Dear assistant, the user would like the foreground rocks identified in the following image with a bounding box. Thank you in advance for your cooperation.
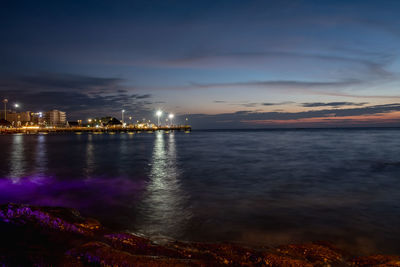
[0,203,399,266]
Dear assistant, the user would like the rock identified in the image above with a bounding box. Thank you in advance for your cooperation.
[351,255,400,266]
[275,242,346,265]
[0,203,399,266]
[66,241,204,267]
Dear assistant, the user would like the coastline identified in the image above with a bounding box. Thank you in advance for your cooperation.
[0,203,399,266]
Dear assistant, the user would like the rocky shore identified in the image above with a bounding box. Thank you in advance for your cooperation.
[0,203,399,266]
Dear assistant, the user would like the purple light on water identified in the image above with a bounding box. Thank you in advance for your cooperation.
[0,176,146,211]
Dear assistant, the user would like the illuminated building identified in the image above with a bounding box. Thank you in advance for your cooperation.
[44,110,67,127]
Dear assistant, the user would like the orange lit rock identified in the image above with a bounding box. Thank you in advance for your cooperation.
[0,203,399,266]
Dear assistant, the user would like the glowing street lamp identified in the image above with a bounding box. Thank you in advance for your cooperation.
[156,110,162,126]
[2,99,8,120]
[168,113,174,126]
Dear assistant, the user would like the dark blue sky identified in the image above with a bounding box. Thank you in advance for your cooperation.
[1,0,400,128]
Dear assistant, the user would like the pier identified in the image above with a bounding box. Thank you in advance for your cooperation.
[0,125,191,134]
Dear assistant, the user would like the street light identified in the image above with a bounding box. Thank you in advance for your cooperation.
[156,110,162,126]
[168,113,174,126]
[2,99,8,120]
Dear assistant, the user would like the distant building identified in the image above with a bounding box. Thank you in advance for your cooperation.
[4,111,32,127]
[30,112,44,125]
[44,110,67,127]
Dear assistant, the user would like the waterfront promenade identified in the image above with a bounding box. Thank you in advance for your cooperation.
[0,125,191,134]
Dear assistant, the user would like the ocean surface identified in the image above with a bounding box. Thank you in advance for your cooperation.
[1,128,400,255]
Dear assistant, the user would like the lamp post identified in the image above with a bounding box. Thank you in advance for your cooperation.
[168,113,174,126]
[3,99,8,120]
[156,110,162,126]
[14,104,20,127]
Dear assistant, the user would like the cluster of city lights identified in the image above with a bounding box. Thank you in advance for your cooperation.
[3,99,188,129]
[85,109,181,128]
[155,110,174,126]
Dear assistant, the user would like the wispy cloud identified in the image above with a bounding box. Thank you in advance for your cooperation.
[213,101,295,108]
[301,102,368,108]
[190,79,361,90]
[184,103,400,128]
[0,73,127,94]
[0,73,153,119]
[262,101,295,106]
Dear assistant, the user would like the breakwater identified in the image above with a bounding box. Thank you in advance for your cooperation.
[0,125,191,134]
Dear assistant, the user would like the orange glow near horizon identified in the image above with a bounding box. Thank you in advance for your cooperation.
[241,111,400,126]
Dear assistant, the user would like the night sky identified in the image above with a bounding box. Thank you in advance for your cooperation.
[1,0,400,128]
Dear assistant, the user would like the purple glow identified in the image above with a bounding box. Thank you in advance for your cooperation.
[0,203,85,234]
[0,176,145,211]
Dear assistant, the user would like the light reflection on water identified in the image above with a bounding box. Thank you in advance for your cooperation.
[136,131,191,240]
[0,129,400,254]
[9,135,25,183]
[33,135,47,182]
[85,134,94,178]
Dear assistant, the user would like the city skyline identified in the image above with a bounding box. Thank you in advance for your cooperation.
[1,0,400,128]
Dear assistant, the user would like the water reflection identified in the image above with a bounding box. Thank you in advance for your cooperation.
[85,134,94,178]
[136,131,191,239]
[32,135,47,182]
[8,135,25,183]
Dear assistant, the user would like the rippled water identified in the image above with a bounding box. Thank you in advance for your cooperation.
[1,129,400,254]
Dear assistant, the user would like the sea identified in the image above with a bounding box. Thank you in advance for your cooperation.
[1,128,400,255]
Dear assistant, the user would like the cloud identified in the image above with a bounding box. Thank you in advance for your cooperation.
[164,50,395,81]
[229,102,259,108]
[301,102,368,108]
[191,79,360,89]
[0,73,126,94]
[214,101,294,108]
[187,79,400,100]
[135,94,152,99]
[183,103,400,129]
[262,101,295,106]
[0,73,153,119]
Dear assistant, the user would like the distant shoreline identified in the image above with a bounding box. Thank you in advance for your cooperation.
[0,125,192,135]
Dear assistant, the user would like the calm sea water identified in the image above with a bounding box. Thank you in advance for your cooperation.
[1,129,400,254]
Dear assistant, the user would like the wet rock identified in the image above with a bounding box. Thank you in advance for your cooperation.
[262,254,313,267]
[276,242,346,265]
[0,203,101,235]
[351,255,400,266]
[66,241,205,267]
[104,232,185,259]
[0,203,399,266]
